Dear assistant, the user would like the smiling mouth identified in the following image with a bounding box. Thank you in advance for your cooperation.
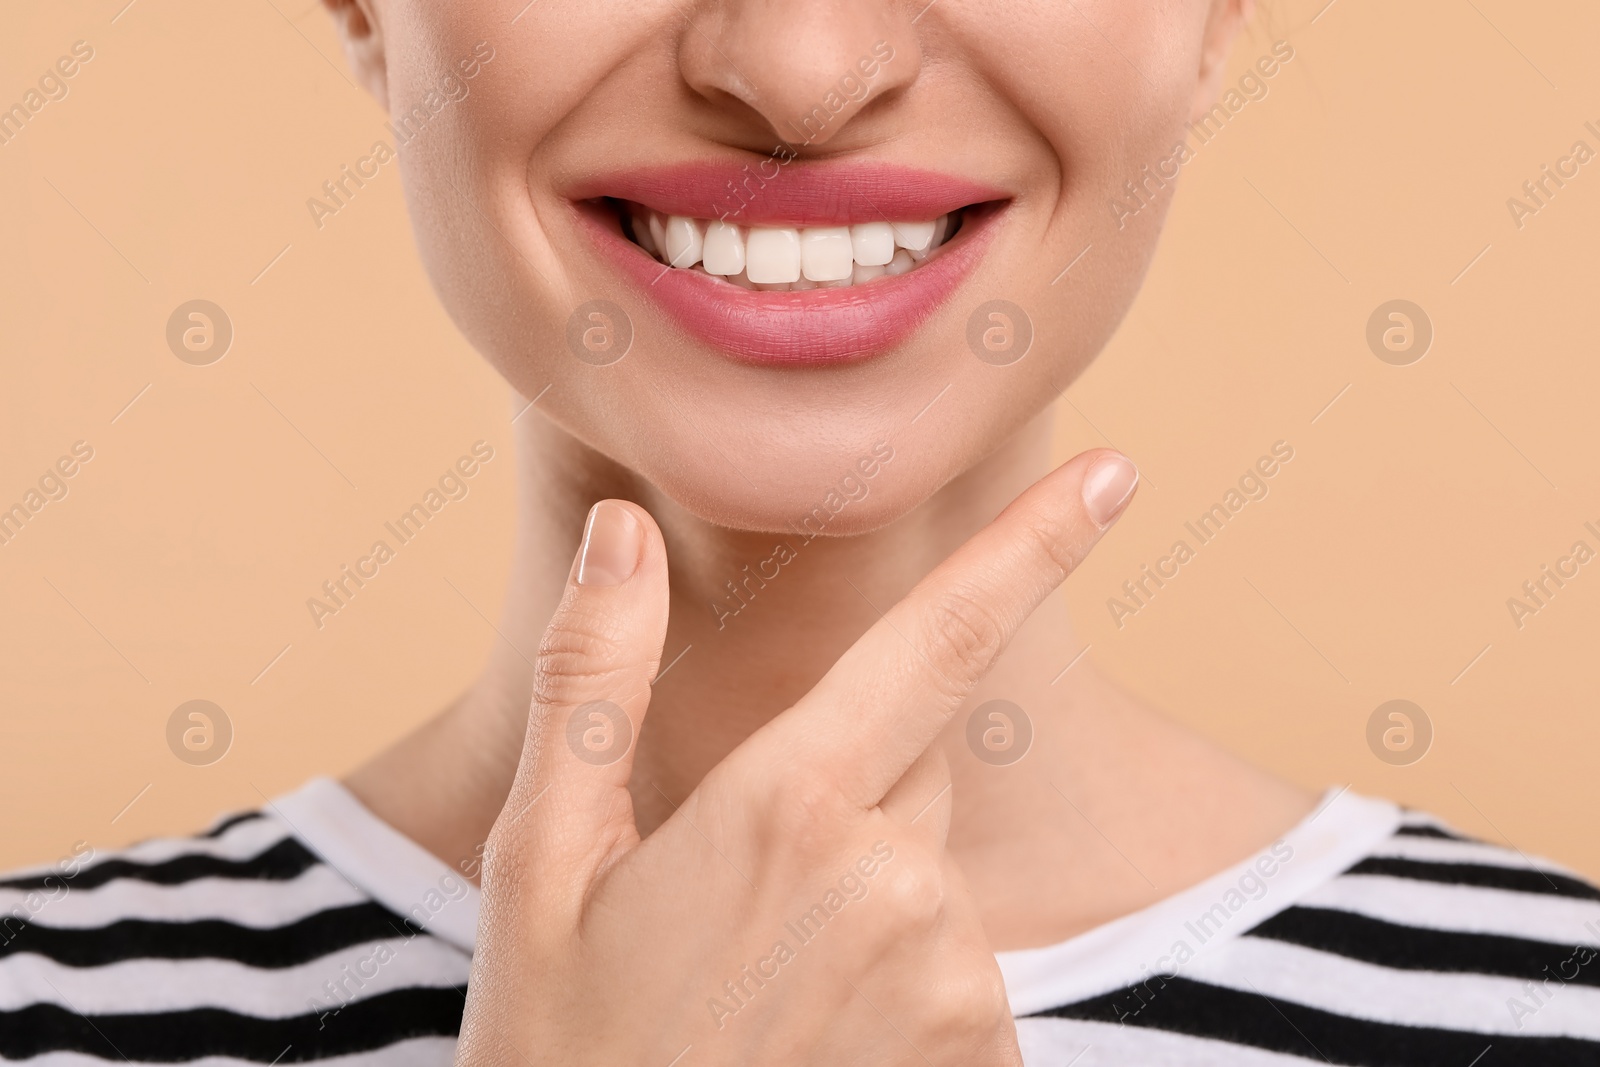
[611,200,968,291]
[569,163,1008,365]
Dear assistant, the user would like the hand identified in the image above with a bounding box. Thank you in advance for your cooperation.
[455,450,1139,1066]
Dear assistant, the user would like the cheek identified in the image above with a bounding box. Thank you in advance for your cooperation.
[946,1,1205,347]
[388,6,653,398]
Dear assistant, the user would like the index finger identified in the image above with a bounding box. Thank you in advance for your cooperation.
[770,449,1137,806]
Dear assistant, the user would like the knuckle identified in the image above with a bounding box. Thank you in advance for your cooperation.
[874,855,945,931]
[1016,506,1077,584]
[531,607,635,706]
[927,964,1013,1046]
[921,588,1007,689]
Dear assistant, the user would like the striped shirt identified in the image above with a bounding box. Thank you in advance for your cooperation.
[2,779,1596,1065]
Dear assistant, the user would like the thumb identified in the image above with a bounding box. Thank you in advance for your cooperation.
[491,499,668,913]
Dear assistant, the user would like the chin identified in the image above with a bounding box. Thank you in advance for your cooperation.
[634,436,960,538]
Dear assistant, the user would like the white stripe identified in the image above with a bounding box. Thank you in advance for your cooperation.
[1398,809,1456,826]
[1368,834,1580,876]
[1186,935,1600,1038]
[998,789,1400,1016]
[1016,1016,1315,1066]
[1,818,289,885]
[20,1035,457,1067]
[1303,874,1600,946]
[270,780,480,954]
[111,816,291,865]
[0,865,368,929]
[0,936,470,1016]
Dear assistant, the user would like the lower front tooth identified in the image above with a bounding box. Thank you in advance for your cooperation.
[852,262,886,284]
[885,249,916,276]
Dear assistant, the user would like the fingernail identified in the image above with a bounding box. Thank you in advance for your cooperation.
[576,501,642,586]
[1082,454,1139,529]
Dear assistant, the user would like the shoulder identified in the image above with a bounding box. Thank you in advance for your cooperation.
[1020,806,1600,1066]
[0,808,469,1064]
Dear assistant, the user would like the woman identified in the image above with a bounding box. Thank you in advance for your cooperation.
[3,0,1597,1063]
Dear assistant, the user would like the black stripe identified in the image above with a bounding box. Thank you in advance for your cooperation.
[1345,857,1600,901]
[1030,975,1600,1065]
[199,811,264,839]
[1249,906,1600,987]
[0,984,466,1062]
[1393,824,1469,841]
[0,837,316,892]
[1,902,423,969]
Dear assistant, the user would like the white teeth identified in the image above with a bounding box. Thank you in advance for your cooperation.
[631,211,658,256]
[891,220,935,254]
[647,214,667,259]
[631,208,958,288]
[702,220,745,276]
[801,226,853,282]
[850,222,895,266]
[664,215,704,269]
[745,227,802,284]
[910,216,950,262]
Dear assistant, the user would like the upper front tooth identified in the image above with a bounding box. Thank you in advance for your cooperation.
[641,211,949,282]
[702,220,745,276]
[665,216,705,268]
[850,222,895,267]
[647,214,668,260]
[891,220,936,253]
[631,211,658,256]
[911,215,952,262]
[745,227,801,284]
[801,227,853,282]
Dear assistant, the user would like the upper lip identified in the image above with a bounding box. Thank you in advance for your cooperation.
[569,160,1009,227]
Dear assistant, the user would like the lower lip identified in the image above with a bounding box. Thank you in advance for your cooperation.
[573,203,1001,367]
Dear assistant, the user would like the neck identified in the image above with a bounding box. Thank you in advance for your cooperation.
[349,399,1315,950]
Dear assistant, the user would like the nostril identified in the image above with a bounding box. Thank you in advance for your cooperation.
[675,5,920,149]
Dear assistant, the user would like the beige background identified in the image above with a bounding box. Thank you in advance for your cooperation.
[3,0,1596,879]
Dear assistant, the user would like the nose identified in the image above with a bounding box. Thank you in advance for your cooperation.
[677,0,921,148]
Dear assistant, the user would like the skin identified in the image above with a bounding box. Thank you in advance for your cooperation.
[321,0,1317,1059]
